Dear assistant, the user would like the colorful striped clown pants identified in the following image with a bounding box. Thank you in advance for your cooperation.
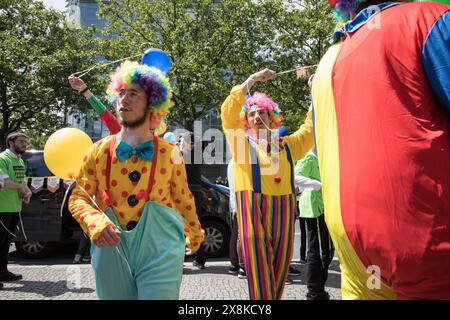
[236,190,296,300]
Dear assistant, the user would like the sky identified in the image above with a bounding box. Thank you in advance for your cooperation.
[41,0,67,12]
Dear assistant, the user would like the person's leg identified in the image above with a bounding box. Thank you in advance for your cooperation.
[134,202,186,300]
[90,243,138,300]
[236,224,246,278]
[236,191,275,300]
[299,217,307,263]
[305,217,327,300]
[193,241,206,267]
[0,215,12,273]
[271,195,296,299]
[229,212,239,269]
[318,214,332,287]
[87,206,137,299]
[0,214,20,278]
[74,233,90,263]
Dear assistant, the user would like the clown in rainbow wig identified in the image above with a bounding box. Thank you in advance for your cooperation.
[312,0,450,299]
[221,68,314,300]
[68,61,204,300]
[68,63,174,136]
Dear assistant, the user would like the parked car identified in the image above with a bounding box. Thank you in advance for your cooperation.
[15,150,231,259]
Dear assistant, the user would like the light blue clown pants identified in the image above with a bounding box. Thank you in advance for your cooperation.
[90,201,185,300]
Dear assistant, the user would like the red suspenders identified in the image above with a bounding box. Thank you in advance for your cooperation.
[101,135,159,208]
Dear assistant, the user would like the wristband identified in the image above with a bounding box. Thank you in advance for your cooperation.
[80,87,89,94]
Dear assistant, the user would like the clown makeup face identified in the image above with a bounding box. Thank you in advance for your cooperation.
[247,105,270,131]
[116,83,150,128]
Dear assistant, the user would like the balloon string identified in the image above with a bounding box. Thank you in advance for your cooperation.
[275,64,318,76]
[18,212,27,241]
[72,53,142,78]
[60,182,73,218]
[0,218,16,238]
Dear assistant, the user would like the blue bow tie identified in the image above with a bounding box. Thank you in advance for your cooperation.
[115,140,154,163]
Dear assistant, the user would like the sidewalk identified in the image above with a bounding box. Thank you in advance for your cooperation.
[0,258,341,300]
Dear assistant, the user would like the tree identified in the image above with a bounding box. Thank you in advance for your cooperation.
[0,0,99,150]
[95,0,334,132]
[251,0,335,133]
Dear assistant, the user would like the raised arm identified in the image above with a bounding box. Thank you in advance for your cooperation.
[68,75,121,134]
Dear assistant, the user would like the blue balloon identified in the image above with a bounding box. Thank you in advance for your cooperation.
[278,126,289,137]
[141,48,171,74]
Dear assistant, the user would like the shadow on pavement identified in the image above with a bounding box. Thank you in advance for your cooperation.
[0,280,94,297]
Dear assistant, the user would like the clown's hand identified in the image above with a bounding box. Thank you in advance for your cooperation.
[185,247,194,256]
[68,74,87,92]
[94,224,121,248]
[251,68,277,82]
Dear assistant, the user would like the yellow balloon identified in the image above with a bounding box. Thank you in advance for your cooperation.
[44,128,93,180]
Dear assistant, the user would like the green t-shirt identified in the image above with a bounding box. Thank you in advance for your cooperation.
[0,149,26,213]
[295,152,324,218]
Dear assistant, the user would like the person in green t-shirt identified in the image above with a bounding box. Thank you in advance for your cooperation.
[0,132,31,284]
[295,146,334,300]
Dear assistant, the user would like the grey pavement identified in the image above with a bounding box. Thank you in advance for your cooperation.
[1,219,342,300]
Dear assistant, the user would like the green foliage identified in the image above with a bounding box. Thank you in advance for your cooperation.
[0,0,336,151]
[0,0,99,150]
[95,0,335,132]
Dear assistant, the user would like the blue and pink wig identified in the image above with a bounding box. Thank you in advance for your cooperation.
[240,92,283,129]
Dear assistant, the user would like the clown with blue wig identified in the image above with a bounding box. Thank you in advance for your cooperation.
[68,61,204,300]
[312,0,450,299]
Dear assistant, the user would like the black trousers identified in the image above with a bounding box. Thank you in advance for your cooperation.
[0,213,20,273]
[305,214,334,299]
[194,241,207,265]
[299,217,307,262]
[75,233,91,257]
[229,212,244,269]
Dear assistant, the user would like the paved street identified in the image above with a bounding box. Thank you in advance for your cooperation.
[1,220,342,300]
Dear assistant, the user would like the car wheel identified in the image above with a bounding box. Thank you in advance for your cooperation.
[15,241,56,259]
[202,220,230,258]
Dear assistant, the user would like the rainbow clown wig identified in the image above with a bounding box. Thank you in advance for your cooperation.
[240,92,283,129]
[106,60,173,130]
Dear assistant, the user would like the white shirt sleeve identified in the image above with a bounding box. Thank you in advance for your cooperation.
[295,175,321,192]
[0,174,9,189]
[227,161,236,213]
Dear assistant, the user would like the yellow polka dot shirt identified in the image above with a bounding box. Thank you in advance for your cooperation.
[68,135,205,252]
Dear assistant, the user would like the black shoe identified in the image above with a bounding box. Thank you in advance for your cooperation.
[238,268,246,279]
[288,266,301,276]
[0,271,23,282]
[306,291,330,300]
[82,256,91,263]
[192,260,205,270]
[228,265,239,274]
[0,282,3,289]
[285,277,294,285]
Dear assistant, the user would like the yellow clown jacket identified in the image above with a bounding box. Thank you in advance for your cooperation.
[221,86,314,194]
[68,136,204,252]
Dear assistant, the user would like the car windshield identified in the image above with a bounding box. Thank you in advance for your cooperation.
[22,152,53,177]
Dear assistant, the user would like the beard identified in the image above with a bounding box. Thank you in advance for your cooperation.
[119,106,150,129]
[15,147,26,155]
